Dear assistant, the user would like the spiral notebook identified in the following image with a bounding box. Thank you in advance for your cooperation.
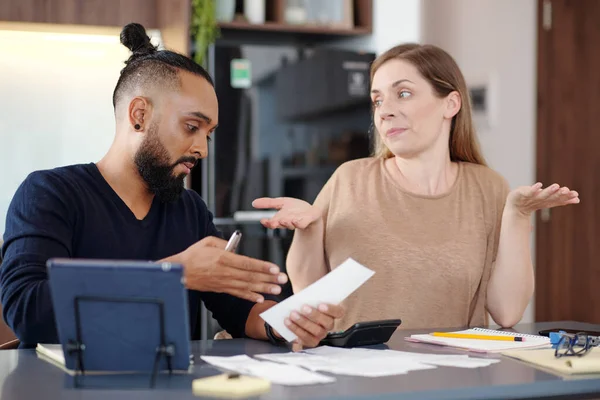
[406,328,551,353]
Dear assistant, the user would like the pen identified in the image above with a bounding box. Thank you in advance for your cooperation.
[431,332,525,342]
[225,230,242,253]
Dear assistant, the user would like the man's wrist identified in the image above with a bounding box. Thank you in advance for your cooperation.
[264,321,286,345]
[246,300,277,339]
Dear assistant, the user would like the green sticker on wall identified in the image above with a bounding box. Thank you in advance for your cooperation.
[231,59,251,88]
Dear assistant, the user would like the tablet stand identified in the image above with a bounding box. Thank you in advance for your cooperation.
[65,295,176,388]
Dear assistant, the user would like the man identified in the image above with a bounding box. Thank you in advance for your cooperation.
[0,23,342,349]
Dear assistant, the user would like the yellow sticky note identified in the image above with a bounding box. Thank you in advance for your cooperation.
[192,373,271,398]
[502,348,600,375]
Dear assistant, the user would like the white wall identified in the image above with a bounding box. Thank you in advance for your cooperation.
[328,0,422,54]
[0,24,161,238]
[421,0,538,324]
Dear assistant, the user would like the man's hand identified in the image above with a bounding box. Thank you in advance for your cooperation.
[282,303,345,349]
[179,236,288,303]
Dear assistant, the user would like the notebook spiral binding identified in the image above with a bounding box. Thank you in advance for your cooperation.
[471,328,547,340]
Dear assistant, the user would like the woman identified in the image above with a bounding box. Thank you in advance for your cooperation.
[253,44,579,331]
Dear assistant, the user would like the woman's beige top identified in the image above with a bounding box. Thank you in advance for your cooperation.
[312,157,509,331]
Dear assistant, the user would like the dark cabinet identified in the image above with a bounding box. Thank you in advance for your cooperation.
[275,50,374,120]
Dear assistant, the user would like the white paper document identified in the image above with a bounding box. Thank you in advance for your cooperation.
[307,346,501,368]
[201,347,500,385]
[260,258,375,342]
[256,352,434,377]
[200,355,335,386]
[254,346,500,377]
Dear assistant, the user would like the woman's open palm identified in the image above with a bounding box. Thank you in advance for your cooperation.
[506,182,580,217]
[252,197,322,230]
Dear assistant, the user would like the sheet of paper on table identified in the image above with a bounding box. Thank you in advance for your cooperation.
[200,355,336,386]
[254,346,500,377]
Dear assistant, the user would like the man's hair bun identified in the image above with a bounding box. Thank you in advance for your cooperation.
[120,22,157,57]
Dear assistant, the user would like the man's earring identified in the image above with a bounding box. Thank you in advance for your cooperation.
[134,124,141,130]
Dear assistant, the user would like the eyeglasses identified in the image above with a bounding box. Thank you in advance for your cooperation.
[554,332,599,358]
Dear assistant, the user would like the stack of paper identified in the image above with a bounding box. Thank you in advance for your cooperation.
[254,346,500,377]
[200,355,335,386]
[36,344,66,366]
[202,348,499,383]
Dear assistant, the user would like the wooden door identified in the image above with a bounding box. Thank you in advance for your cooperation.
[535,0,600,323]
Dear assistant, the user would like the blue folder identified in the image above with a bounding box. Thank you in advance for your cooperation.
[46,258,192,373]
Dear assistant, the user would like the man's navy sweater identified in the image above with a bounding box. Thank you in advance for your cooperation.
[0,163,254,348]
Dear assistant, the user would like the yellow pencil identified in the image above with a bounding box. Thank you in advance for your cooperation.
[431,332,525,342]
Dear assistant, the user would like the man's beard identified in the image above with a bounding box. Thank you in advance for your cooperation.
[133,123,197,203]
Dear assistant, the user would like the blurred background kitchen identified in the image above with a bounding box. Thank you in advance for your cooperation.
[1,0,598,340]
